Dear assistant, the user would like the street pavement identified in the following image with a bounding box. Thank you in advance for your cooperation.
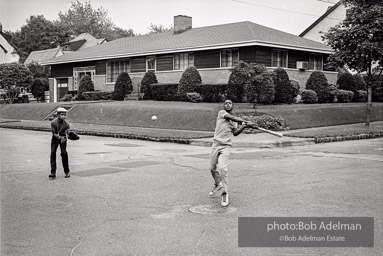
[1,128,382,256]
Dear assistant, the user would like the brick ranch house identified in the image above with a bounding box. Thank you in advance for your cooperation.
[42,15,337,102]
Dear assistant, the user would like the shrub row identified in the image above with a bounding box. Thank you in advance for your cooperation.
[83,91,112,101]
[241,115,285,131]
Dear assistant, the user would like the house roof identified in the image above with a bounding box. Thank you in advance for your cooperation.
[24,48,62,65]
[43,21,332,65]
[299,1,342,37]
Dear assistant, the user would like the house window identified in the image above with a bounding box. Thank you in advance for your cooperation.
[174,53,194,70]
[107,59,131,83]
[73,67,95,90]
[146,56,156,71]
[272,50,288,68]
[221,49,239,67]
[309,54,323,70]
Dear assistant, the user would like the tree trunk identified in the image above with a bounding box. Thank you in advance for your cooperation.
[365,85,372,127]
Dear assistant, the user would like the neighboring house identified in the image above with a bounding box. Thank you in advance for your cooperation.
[24,47,63,65]
[0,23,20,64]
[300,1,346,42]
[43,15,337,103]
[61,33,106,52]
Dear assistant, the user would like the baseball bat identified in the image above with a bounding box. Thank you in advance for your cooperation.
[256,127,283,137]
[245,122,283,137]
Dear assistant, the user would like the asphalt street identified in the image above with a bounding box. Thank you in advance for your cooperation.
[1,128,382,256]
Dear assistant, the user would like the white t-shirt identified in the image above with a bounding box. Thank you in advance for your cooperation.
[213,110,236,146]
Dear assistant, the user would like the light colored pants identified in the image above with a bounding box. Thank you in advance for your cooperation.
[209,143,231,193]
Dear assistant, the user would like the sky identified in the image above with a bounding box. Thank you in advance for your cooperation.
[0,0,341,36]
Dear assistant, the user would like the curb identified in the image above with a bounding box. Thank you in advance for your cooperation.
[190,139,315,148]
[314,132,383,143]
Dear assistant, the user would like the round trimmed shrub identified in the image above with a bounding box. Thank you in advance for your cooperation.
[357,90,367,102]
[301,89,318,103]
[31,78,49,102]
[227,61,253,102]
[337,90,354,103]
[273,67,293,103]
[111,72,133,101]
[78,75,94,100]
[337,72,357,101]
[253,72,275,104]
[305,71,331,102]
[178,66,202,101]
[140,70,158,100]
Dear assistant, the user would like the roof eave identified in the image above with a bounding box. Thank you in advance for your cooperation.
[42,40,332,66]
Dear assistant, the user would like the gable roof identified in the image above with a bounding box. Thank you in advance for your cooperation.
[43,21,332,65]
[24,48,63,65]
[299,1,342,37]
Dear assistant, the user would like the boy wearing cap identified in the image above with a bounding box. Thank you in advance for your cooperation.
[209,99,253,207]
[49,107,71,179]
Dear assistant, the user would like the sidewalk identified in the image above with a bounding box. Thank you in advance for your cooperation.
[1,119,383,148]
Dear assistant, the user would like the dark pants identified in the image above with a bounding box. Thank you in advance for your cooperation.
[50,137,70,175]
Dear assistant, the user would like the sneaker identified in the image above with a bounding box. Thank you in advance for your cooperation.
[65,173,70,178]
[49,174,56,179]
[221,192,229,207]
[209,182,223,196]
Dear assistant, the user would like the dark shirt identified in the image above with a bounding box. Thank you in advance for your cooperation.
[51,118,70,137]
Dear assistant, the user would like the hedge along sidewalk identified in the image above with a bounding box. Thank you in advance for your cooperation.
[0,119,214,144]
[283,121,383,143]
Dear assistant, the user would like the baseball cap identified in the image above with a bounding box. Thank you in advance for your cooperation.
[56,107,68,114]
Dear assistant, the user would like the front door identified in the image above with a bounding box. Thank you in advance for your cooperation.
[73,67,95,90]
[57,78,69,100]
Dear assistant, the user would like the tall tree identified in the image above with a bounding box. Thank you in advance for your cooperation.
[7,15,68,62]
[147,23,173,34]
[58,0,134,40]
[323,0,383,126]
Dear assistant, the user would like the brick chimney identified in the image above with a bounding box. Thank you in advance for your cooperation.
[174,15,192,34]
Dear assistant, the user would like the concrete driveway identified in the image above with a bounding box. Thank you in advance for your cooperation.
[1,128,382,256]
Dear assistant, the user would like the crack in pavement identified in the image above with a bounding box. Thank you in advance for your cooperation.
[195,215,208,247]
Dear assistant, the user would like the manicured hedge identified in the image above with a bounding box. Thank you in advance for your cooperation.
[195,83,226,102]
[301,89,318,103]
[83,91,112,101]
[151,83,179,101]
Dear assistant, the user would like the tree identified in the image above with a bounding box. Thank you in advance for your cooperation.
[26,61,50,79]
[228,61,254,103]
[147,23,173,34]
[58,1,135,41]
[0,63,33,103]
[111,72,132,101]
[323,0,383,126]
[7,16,68,62]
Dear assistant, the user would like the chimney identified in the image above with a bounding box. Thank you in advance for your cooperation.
[174,15,192,34]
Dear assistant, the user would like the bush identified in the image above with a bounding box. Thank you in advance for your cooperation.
[151,83,179,101]
[290,80,300,102]
[253,72,275,104]
[357,90,367,102]
[273,67,293,103]
[111,72,132,101]
[140,70,158,100]
[327,84,339,103]
[227,61,253,102]
[353,74,366,90]
[301,89,318,103]
[305,71,331,102]
[82,91,112,101]
[337,72,357,101]
[26,61,50,79]
[195,83,226,102]
[186,92,202,103]
[337,90,354,103]
[241,115,285,131]
[78,75,94,100]
[31,78,49,101]
[60,94,74,102]
[178,66,202,101]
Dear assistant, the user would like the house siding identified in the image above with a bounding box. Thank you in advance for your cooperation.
[255,46,272,66]
[194,50,220,69]
[239,46,257,63]
[131,57,146,73]
[157,55,174,71]
[50,61,106,77]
